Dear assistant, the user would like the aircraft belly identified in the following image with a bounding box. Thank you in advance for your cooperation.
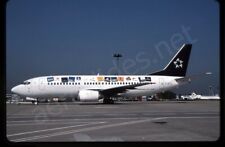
[32,86,79,98]
[121,89,153,97]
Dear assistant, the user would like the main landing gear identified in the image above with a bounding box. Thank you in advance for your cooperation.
[103,98,114,104]
[32,100,38,105]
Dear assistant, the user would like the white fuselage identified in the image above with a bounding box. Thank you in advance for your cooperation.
[11,75,181,100]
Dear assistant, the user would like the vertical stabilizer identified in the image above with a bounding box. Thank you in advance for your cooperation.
[150,44,192,77]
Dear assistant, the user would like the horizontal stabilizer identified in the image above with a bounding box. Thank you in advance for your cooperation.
[175,72,212,84]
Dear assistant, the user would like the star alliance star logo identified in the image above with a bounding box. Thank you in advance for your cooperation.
[173,58,183,68]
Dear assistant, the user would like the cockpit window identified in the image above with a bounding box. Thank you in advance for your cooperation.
[23,81,30,85]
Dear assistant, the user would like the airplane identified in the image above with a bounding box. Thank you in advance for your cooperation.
[198,94,220,100]
[10,44,209,104]
[180,92,201,100]
[180,92,220,100]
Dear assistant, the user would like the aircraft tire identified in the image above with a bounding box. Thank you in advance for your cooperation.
[103,98,114,104]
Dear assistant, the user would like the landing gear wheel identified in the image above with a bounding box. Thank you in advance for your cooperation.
[109,99,114,104]
[103,99,114,104]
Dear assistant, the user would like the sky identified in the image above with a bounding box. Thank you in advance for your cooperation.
[6,0,220,95]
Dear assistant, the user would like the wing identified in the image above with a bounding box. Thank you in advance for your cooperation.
[98,82,152,97]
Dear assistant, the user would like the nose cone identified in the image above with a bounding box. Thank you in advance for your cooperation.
[11,86,19,94]
[11,85,24,95]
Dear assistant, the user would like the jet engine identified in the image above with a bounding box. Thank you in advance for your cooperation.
[78,90,100,101]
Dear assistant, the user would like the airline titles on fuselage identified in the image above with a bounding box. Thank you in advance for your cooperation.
[46,76,153,86]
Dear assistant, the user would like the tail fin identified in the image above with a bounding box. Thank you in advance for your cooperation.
[150,44,192,77]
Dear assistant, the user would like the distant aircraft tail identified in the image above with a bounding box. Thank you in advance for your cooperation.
[150,44,192,77]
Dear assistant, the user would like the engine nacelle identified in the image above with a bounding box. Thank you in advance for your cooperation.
[26,97,37,101]
[78,90,100,102]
